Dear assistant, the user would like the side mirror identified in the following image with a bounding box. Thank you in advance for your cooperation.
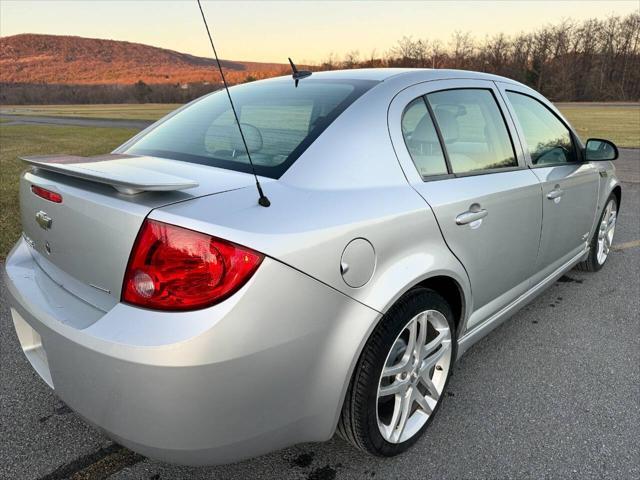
[585,138,618,161]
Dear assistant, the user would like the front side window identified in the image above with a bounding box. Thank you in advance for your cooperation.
[506,91,577,165]
[401,97,448,177]
[426,89,517,174]
[125,79,377,178]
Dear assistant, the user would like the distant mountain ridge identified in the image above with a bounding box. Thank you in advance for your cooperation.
[0,33,287,85]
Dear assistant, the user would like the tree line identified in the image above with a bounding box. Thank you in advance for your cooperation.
[0,81,223,105]
[317,13,640,102]
[1,13,638,104]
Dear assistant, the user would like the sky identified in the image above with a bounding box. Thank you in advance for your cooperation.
[1,1,639,64]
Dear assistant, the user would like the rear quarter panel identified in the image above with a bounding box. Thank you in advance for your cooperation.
[150,177,470,318]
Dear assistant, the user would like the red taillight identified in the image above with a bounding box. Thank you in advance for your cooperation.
[31,185,62,203]
[122,219,263,311]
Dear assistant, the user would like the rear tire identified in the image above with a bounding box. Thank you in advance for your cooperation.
[576,194,618,272]
[337,288,455,456]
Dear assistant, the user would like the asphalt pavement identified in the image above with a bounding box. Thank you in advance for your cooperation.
[1,150,638,480]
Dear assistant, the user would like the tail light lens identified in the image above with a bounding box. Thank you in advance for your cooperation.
[122,219,263,311]
[31,185,63,203]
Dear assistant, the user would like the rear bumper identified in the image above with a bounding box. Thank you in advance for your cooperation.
[3,238,379,465]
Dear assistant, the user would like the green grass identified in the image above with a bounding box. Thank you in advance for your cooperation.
[0,104,180,121]
[0,124,138,260]
[556,104,639,148]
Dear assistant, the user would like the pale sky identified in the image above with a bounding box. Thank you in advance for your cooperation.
[1,1,638,64]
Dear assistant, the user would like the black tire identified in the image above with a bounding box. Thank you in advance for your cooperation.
[337,287,456,456]
[576,194,618,272]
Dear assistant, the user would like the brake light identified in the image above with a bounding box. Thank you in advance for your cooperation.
[122,219,263,311]
[31,185,62,203]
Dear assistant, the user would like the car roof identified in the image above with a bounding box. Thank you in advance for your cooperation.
[288,68,521,84]
[263,68,528,93]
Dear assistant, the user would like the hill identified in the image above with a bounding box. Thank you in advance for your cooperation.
[0,34,287,85]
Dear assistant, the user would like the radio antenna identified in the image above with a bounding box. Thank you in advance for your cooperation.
[196,0,270,207]
[288,58,312,87]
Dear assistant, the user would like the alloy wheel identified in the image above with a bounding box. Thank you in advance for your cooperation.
[376,310,452,444]
[597,199,617,265]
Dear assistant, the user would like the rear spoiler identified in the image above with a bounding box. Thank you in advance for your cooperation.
[21,154,199,195]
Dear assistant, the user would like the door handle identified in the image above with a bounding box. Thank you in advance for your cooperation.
[547,187,564,200]
[456,206,488,226]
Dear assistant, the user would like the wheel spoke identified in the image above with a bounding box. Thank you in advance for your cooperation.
[419,341,451,376]
[406,320,417,357]
[414,391,437,415]
[383,358,410,378]
[392,387,414,442]
[379,378,409,397]
[420,375,440,398]
[380,395,402,440]
[382,321,417,378]
[422,327,450,359]
[414,313,428,363]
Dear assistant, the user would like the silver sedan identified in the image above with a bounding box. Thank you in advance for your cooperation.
[4,68,621,465]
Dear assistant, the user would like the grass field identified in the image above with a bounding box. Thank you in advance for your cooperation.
[557,104,639,149]
[0,125,138,260]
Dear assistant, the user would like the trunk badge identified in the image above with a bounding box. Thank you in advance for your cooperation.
[35,211,52,230]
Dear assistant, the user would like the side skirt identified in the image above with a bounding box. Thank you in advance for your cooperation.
[456,245,589,359]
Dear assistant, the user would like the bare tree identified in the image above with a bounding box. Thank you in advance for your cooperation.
[450,31,475,69]
[342,50,360,69]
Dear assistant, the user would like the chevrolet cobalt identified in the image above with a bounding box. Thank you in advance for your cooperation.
[4,69,621,465]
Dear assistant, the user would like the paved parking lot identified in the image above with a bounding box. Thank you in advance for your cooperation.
[1,151,638,480]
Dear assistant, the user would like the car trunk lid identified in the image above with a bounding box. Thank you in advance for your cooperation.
[19,154,262,313]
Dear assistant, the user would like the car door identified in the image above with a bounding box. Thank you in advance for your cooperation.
[497,83,600,280]
[389,79,543,331]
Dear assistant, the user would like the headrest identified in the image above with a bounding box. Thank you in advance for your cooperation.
[225,123,263,154]
[412,115,440,143]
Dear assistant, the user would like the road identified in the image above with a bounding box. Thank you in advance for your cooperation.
[0,114,152,130]
[1,150,638,480]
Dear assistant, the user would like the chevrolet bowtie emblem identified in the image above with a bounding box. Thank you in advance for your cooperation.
[35,210,52,230]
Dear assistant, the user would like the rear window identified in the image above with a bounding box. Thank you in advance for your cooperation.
[426,89,517,174]
[124,79,377,178]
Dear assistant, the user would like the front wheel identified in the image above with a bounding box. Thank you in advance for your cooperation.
[337,288,455,456]
[577,194,618,272]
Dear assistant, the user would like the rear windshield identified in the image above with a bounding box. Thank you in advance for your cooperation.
[124,78,377,178]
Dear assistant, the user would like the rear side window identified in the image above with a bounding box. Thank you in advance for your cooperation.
[426,89,517,174]
[401,98,448,177]
[506,91,577,165]
[125,79,377,179]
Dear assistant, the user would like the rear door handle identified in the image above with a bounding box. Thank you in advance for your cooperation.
[456,206,488,226]
[547,188,564,200]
